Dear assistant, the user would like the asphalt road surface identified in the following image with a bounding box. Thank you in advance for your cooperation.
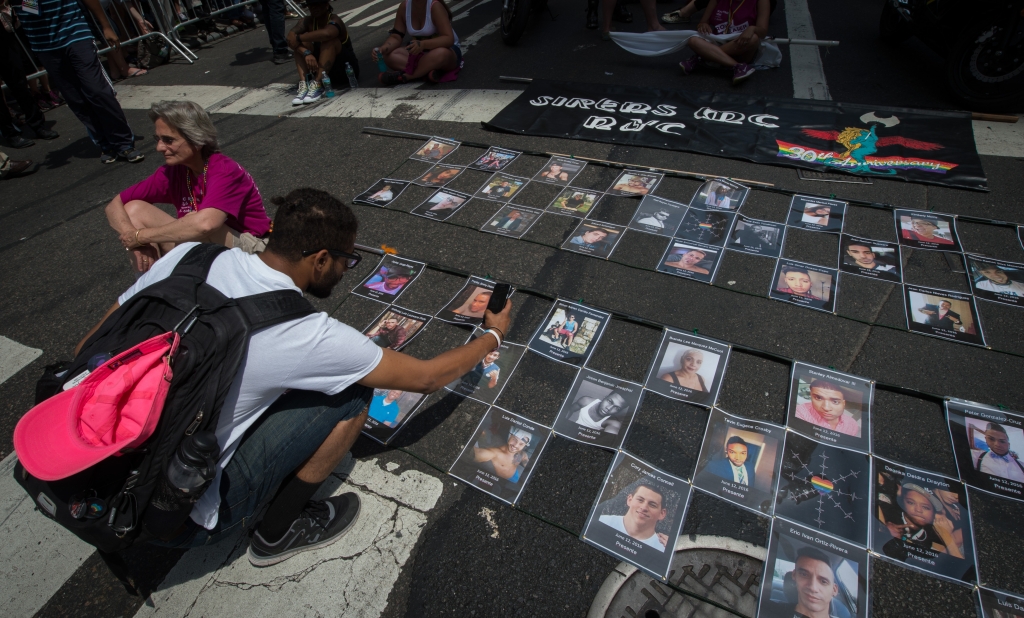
[2,0,1023,616]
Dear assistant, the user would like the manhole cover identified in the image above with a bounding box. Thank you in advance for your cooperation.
[588,535,765,618]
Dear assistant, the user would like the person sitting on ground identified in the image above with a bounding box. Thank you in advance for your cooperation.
[679,0,770,84]
[77,187,514,567]
[599,0,665,41]
[373,0,461,86]
[286,0,359,105]
[105,100,272,273]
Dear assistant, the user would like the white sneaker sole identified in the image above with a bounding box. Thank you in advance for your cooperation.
[246,497,361,568]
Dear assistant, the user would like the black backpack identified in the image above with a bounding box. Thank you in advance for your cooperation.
[14,244,314,562]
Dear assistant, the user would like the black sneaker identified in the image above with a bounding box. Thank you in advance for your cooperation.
[272,51,292,64]
[100,151,118,164]
[248,493,361,567]
[7,135,34,148]
[118,148,145,163]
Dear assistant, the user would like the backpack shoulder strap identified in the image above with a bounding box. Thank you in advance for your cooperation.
[237,290,316,331]
[170,244,230,281]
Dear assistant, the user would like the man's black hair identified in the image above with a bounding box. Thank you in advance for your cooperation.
[726,436,748,448]
[987,422,1009,435]
[795,547,836,577]
[629,479,665,506]
[781,265,811,277]
[265,189,358,261]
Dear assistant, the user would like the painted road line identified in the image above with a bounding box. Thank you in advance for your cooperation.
[306,87,520,121]
[453,0,492,21]
[341,0,387,21]
[0,335,41,387]
[135,458,443,618]
[785,0,830,100]
[973,116,1024,157]
[113,84,247,109]
[350,3,399,27]
[0,452,95,616]
[459,16,500,48]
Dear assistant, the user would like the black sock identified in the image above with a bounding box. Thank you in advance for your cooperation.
[257,474,321,543]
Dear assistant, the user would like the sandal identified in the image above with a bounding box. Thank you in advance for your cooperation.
[378,71,408,86]
[126,67,148,78]
[661,8,688,23]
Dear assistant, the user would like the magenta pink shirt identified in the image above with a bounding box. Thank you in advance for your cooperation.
[795,402,860,436]
[120,153,271,236]
[708,0,758,34]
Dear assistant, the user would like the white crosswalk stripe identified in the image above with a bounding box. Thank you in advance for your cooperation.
[0,336,41,387]
[350,4,400,27]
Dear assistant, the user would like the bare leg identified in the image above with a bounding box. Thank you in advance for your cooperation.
[601,0,615,33]
[316,39,341,81]
[294,408,368,483]
[638,0,665,31]
[292,49,309,80]
[123,200,234,269]
[384,46,410,72]
[405,47,455,79]
[676,0,698,18]
[688,36,737,67]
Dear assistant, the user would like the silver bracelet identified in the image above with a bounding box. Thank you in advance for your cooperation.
[483,328,502,348]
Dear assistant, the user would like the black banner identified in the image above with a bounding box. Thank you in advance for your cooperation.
[484,80,987,191]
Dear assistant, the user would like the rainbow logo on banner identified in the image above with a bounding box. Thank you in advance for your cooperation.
[698,222,713,229]
[776,140,958,176]
[811,476,834,494]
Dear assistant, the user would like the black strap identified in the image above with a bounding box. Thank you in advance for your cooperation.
[170,244,229,281]
[237,290,316,331]
[98,550,148,597]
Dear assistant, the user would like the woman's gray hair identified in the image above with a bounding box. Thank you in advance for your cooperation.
[149,100,219,156]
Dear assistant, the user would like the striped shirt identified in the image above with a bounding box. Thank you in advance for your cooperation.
[15,0,95,52]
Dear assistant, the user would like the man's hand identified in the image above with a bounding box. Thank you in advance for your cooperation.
[103,26,120,50]
[657,532,669,548]
[305,54,319,71]
[696,21,712,34]
[482,299,512,339]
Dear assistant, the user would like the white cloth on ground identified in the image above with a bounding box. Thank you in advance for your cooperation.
[610,30,782,67]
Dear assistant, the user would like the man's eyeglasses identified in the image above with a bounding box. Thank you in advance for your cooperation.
[301,249,362,269]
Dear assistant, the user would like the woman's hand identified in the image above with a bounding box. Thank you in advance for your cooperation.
[932,513,964,557]
[372,45,389,60]
[406,39,424,54]
[119,227,141,250]
[736,25,757,46]
[130,245,159,273]
[136,19,153,34]
[697,21,712,34]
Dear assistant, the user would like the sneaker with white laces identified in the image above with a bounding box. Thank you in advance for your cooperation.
[303,80,324,104]
[248,493,361,567]
[291,79,309,106]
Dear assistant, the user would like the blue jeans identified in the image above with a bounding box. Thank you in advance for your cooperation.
[151,385,371,549]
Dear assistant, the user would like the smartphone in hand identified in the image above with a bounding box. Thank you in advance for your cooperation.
[487,283,512,314]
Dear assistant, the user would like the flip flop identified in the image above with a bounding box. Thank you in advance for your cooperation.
[126,67,148,78]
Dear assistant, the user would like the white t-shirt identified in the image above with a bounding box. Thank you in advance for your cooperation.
[598,514,665,550]
[118,243,383,529]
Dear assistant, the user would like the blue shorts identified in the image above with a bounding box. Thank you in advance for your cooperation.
[150,385,371,549]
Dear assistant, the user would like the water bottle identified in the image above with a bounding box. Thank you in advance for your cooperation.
[165,431,220,493]
[143,431,220,539]
[345,62,358,89]
[375,48,387,73]
[323,75,335,98]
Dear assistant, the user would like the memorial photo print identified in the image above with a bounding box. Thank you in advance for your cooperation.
[628,195,687,237]
[413,163,464,187]
[353,178,409,207]
[446,331,527,405]
[410,136,459,162]
[946,399,1024,502]
[966,255,1024,308]
[757,520,868,618]
[643,329,730,407]
[351,254,425,303]
[363,307,430,351]
[871,456,977,583]
[774,432,871,547]
[839,235,902,283]
[481,205,543,239]
[894,209,962,252]
[449,407,550,504]
[692,408,784,514]
[606,169,663,197]
[904,284,985,346]
[363,389,425,445]
[533,155,586,185]
[787,195,847,233]
[690,178,748,211]
[770,259,838,313]
[551,368,643,450]
[657,240,722,284]
[786,362,873,453]
[978,588,1024,618]
[411,189,472,221]
[728,215,785,258]
[581,451,689,581]
[529,300,610,365]
[436,276,513,326]
[562,221,625,259]
[476,173,528,202]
